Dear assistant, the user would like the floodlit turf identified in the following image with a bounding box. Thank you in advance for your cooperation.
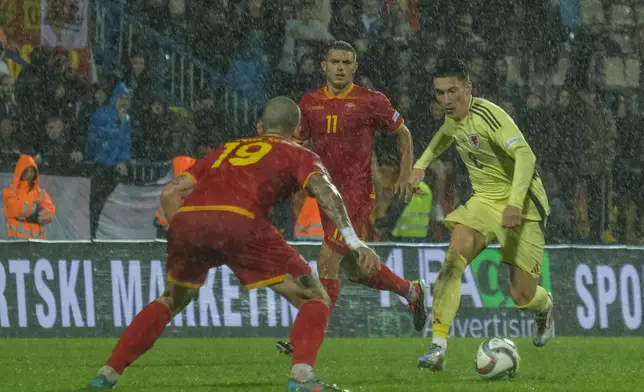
[1,337,641,392]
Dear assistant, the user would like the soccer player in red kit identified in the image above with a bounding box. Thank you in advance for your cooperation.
[89,97,380,392]
[276,41,429,357]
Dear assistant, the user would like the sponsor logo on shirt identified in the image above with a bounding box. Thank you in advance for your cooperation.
[468,133,480,149]
[505,137,522,149]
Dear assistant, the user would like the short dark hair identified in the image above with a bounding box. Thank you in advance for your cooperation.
[325,40,357,59]
[102,70,124,94]
[261,96,301,135]
[433,58,469,82]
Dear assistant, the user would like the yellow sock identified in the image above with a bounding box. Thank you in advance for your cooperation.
[431,250,468,340]
[432,323,450,339]
[516,286,551,313]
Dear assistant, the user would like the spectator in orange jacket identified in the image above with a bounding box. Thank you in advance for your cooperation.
[2,154,55,239]
[154,156,196,235]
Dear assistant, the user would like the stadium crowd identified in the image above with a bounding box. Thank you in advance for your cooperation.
[2,0,644,244]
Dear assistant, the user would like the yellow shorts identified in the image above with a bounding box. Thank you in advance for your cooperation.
[444,196,545,278]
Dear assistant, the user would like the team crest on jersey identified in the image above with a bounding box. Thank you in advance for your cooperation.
[468,133,480,149]
[345,102,356,113]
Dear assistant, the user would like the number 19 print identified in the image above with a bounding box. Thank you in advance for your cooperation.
[211,142,273,168]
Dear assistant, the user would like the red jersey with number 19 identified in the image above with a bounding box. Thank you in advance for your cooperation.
[181,135,328,220]
[297,83,405,195]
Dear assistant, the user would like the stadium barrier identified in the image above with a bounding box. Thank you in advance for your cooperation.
[0,241,642,338]
[92,0,263,123]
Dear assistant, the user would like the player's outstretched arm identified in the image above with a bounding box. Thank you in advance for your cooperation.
[394,125,415,201]
[413,125,453,171]
[305,173,381,271]
[402,125,453,202]
[160,174,195,225]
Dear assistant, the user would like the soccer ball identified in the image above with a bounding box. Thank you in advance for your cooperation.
[474,337,520,380]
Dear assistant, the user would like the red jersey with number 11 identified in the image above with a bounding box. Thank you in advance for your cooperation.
[182,135,327,219]
[297,83,404,195]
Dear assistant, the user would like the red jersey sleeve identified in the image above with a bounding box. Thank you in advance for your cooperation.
[296,96,312,143]
[297,149,328,189]
[371,92,405,134]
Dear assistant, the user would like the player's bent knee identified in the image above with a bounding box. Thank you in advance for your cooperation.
[449,224,485,260]
[157,284,199,315]
[304,295,331,308]
[302,289,331,307]
[293,273,330,302]
[449,237,475,258]
[509,269,538,307]
[270,273,330,309]
[439,249,468,281]
[156,292,174,310]
[509,281,537,307]
[509,285,533,307]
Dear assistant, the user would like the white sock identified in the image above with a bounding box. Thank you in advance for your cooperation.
[98,365,120,383]
[432,337,447,348]
[290,363,314,383]
[407,282,419,302]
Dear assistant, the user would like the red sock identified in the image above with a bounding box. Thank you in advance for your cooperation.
[319,278,340,309]
[106,301,172,374]
[368,264,411,298]
[291,300,330,367]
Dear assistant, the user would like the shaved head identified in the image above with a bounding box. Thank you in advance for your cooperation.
[261,96,301,136]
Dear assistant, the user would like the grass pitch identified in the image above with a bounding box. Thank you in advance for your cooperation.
[1,337,641,392]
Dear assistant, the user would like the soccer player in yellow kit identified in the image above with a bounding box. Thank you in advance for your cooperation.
[405,58,555,371]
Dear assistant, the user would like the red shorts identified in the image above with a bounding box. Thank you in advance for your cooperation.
[166,209,311,289]
[320,189,375,254]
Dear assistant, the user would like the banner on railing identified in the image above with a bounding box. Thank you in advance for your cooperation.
[40,0,88,49]
[0,172,164,240]
[1,243,642,338]
[2,0,91,78]
[95,183,164,240]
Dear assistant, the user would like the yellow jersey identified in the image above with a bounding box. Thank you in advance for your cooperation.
[414,97,550,222]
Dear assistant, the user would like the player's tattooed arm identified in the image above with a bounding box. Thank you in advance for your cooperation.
[305,173,352,230]
[306,173,378,261]
[161,174,195,224]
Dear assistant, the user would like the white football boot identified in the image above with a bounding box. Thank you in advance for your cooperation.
[533,292,555,347]
[417,343,447,371]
